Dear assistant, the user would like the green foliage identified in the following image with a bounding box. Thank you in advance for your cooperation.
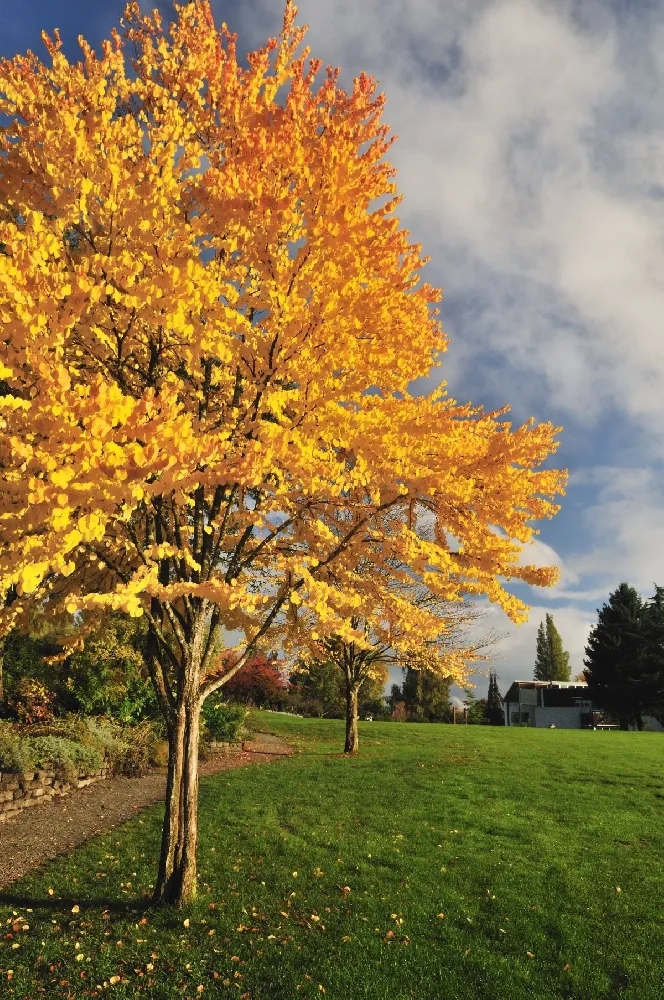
[288,658,388,719]
[0,722,35,773]
[27,736,102,780]
[463,689,489,724]
[29,715,161,776]
[67,613,156,723]
[584,582,664,729]
[288,659,344,718]
[398,665,451,721]
[1,613,157,723]
[81,716,160,776]
[201,698,247,743]
[534,613,571,681]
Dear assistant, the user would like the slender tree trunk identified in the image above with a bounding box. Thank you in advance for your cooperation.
[344,682,360,755]
[154,673,201,906]
[0,638,4,704]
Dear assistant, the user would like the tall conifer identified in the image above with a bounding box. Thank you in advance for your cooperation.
[534,614,571,681]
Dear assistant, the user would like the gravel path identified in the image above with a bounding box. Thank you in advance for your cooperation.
[0,734,291,890]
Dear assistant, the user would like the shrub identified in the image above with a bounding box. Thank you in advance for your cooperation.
[27,736,102,781]
[221,654,289,708]
[12,677,56,724]
[150,739,170,767]
[0,724,35,774]
[82,717,158,777]
[113,720,156,776]
[202,698,247,743]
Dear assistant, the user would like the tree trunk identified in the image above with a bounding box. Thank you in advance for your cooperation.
[154,684,201,907]
[344,683,360,755]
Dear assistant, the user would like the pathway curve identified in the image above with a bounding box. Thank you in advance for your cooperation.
[0,734,291,890]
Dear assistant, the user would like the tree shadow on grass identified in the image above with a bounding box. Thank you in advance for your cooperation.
[0,891,149,914]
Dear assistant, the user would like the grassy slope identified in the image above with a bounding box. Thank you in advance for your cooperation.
[1,715,662,1000]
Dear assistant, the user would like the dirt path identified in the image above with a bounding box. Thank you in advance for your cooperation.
[0,734,291,890]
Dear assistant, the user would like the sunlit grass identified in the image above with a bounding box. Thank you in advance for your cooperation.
[1,714,662,999]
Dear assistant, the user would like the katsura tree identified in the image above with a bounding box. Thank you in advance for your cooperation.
[534,613,570,681]
[0,1,565,905]
[288,589,498,753]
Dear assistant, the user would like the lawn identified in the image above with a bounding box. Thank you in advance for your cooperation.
[1,715,662,1000]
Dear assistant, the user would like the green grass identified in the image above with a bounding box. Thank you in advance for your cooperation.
[1,716,663,1000]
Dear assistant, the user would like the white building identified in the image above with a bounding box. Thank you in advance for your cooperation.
[503,681,596,729]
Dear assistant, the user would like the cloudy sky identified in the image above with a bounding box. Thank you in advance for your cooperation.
[4,0,664,697]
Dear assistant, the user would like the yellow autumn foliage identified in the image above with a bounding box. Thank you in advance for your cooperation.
[0,0,565,686]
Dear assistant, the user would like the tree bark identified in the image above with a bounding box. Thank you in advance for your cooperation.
[154,675,201,906]
[344,682,360,754]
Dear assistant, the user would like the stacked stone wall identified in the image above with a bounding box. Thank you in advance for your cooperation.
[0,765,109,823]
[207,741,242,755]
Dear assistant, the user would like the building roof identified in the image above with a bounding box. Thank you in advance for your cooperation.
[508,681,587,689]
[503,680,592,706]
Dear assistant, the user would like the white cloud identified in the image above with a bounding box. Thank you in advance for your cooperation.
[567,467,664,593]
[462,601,596,697]
[518,537,579,590]
[239,0,664,448]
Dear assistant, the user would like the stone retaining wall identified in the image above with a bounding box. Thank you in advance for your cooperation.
[207,741,242,755]
[0,765,109,824]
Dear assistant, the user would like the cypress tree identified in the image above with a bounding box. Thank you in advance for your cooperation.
[485,670,504,725]
[534,613,571,681]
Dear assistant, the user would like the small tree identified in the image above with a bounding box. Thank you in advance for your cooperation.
[463,689,488,725]
[534,614,571,681]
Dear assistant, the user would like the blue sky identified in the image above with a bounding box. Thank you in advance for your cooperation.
[4,0,664,698]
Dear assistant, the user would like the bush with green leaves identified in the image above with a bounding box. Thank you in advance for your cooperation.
[27,736,102,781]
[201,698,247,743]
[0,723,35,774]
[21,715,162,778]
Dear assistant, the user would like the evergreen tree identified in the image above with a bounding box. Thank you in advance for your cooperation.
[534,613,571,681]
[635,585,664,725]
[485,670,504,725]
[584,583,646,730]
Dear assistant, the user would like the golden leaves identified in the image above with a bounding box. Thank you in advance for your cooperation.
[0,0,565,661]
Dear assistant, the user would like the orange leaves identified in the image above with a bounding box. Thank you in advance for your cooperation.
[0,0,564,683]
